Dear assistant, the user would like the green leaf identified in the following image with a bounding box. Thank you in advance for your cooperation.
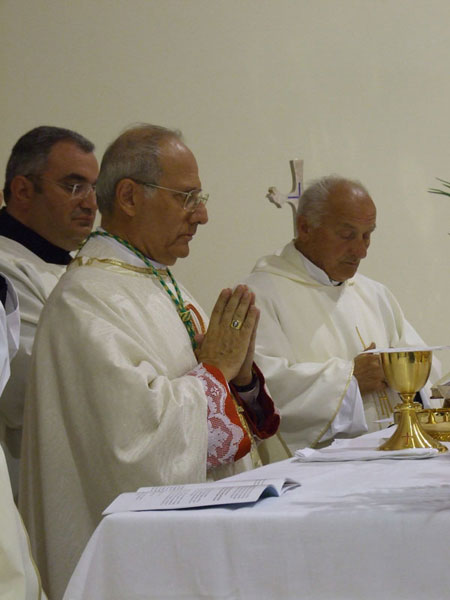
[436,178,450,188]
[428,178,450,197]
[429,189,450,197]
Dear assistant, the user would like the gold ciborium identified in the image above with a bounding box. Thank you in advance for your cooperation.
[378,349,447,452]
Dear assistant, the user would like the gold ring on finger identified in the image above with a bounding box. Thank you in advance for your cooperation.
[230,319,243,330]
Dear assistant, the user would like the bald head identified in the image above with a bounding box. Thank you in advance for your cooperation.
[295,176,376,281]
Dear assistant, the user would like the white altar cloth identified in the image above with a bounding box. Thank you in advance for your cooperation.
[63,430,450,600]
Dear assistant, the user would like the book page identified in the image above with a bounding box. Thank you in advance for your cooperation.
[103,478,300,514]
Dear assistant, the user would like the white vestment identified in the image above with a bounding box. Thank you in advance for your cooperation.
[243,241,440,452]
[20,235,277,600]
[0,276,46,600]
[0,235,66,458]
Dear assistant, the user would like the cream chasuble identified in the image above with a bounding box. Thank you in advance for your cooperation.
[243,241,440,453]
[20,235,277,600]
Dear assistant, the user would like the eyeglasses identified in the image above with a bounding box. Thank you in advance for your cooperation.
[27,175,96,200]
[131,179,209,213]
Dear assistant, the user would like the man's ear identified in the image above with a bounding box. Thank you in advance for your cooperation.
[9,175,35,209]
[296,215,310,241]
[115,179,139,217]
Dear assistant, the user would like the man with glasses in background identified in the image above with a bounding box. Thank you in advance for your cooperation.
[0,125,98,497]
[20,123,279,600]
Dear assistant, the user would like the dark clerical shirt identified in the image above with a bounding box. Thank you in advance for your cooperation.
[0,208,71,265]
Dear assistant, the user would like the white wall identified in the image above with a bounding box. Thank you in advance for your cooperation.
[1,0,449,371]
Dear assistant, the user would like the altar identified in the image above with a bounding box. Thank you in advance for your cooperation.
[63,429,450,600]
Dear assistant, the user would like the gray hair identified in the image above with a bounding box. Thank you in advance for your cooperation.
[297,175,370,227]
[95,123,183,215]
[3,125,94,202]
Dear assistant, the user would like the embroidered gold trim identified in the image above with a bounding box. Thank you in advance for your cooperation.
[312,363,354,448]
[233,396,263,469]
[69,256,169,277]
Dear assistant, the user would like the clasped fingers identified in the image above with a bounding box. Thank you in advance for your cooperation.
[197,297,259,382]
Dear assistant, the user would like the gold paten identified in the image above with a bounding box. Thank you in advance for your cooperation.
[378,350,447,453]
[416,408,450,442]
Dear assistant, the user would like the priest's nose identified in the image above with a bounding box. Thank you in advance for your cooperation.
[190,203,208,225]
[352,238,369,259]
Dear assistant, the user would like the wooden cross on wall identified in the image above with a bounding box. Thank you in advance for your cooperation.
[266,159,304,236]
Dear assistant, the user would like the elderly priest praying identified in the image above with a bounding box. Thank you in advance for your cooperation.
[20,124,279,600]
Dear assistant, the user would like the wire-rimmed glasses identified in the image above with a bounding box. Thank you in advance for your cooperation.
[131,179,209,212]
[27,175,96,200]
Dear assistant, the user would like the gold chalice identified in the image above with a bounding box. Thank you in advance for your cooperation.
[378,349,447,452]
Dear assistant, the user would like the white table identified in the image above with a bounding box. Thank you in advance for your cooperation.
[63,431,450,600]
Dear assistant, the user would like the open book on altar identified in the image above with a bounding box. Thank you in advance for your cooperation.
[103,478,300,514]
